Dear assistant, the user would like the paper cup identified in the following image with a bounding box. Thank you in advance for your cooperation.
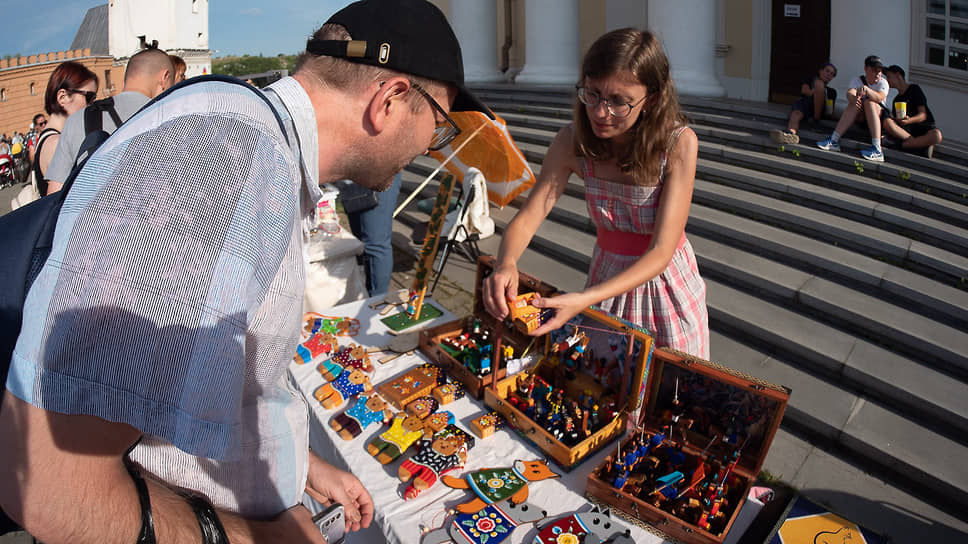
[824,99,834,116]
[894,101,907,119]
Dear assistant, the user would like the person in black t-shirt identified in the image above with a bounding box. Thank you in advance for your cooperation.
[882,65,943,157]
[770,62,838,144]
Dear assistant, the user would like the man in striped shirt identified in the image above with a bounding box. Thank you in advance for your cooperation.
[0,1,490,542]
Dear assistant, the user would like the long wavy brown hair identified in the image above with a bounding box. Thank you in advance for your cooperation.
[573,28,687,186]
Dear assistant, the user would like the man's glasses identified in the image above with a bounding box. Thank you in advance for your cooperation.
[576,86,647,118]
[410,81,461,151]
[67,89,97,104]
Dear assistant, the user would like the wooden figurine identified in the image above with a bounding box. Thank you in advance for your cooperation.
[439,459,561,514]
[367,410,452,465]
[313,369,372,409]
[421,498,547,544]
[534,507,632,544]
[317,343,372,381]
[294,331,338,365]
[330,394,393,440]
[399,424,474,500]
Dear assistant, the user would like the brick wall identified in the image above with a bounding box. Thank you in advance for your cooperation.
[0,49,124,138]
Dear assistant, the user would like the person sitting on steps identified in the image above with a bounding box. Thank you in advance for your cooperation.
[881,65,942,159]
[816,55,889,163]
[770,62,837,145]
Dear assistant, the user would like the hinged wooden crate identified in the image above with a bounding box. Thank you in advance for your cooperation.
[418,256,558,399]
[585,347,790,544]
[419,256,655,470]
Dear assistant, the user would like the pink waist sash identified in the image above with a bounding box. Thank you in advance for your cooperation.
[596,229,687,257]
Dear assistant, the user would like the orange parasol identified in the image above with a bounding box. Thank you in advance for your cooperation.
[427,111,536,208]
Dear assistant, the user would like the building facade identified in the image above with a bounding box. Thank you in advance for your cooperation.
[0,50,121,138]
[433,0,967,142]
[0,0,212,137]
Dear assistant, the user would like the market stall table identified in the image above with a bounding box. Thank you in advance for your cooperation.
[288,296,672,544]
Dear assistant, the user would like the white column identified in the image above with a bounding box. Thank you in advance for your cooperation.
[449,0,504,82]
[649,0,725,97]
[515,0,580,85]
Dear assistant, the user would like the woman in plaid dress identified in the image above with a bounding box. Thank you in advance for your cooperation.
[483,28,709,358]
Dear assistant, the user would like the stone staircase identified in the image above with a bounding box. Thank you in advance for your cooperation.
[390,84,968,540]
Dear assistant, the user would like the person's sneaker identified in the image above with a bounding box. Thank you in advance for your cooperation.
[860,145,884,162]
[923,144,935,159]
[769,129,799,144]
[816,137,840,152]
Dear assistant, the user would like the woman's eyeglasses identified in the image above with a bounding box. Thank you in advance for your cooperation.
[67,89,97,104]
[576,86,647,118]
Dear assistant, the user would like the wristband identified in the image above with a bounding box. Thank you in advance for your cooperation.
[124,457,157,544]
[179,490,230,544]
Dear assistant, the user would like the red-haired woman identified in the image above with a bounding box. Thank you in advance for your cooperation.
[483,28,709,358]
[33,60,98,196]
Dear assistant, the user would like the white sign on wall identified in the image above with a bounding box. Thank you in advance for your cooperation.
[784,4,801,17]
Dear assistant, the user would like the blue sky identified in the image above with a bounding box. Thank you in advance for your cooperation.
[0,0,355,58]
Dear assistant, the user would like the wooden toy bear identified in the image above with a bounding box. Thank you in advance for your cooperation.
[399,424,473,500]
[368,409,452,465]
[317,343,373,381]
[440,459,560,514]
[294,332,338,365]
[314,368,372,409]
[330,393,393,440]
[421,498,547,544]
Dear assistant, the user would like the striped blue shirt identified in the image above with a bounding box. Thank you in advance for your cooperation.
[7,76,322,516]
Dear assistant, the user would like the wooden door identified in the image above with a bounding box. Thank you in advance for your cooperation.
[769,0,831,104]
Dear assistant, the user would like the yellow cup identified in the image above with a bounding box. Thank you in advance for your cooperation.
[894,101,907,119]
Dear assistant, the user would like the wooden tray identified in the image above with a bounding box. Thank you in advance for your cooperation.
[585,348,790,544]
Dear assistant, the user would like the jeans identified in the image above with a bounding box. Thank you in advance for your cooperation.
[347,172,402,297]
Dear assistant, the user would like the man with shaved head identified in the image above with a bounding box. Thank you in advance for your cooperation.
[43,46,174,193]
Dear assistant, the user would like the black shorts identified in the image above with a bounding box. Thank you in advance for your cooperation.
[903,122,937,138]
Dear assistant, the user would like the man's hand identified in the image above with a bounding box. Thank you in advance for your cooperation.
[305,452,373,533]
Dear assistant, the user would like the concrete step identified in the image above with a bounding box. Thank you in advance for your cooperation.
[472,82,968,169]
[391,175,968,512]
[705,280,968,511]
[396,167,968,441]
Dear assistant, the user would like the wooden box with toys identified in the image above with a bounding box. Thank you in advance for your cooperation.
[483,304,655,471]
[585,348,790,544]
[418,256,559,399]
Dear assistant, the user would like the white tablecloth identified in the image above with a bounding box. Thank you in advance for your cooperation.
[288,296,674,544]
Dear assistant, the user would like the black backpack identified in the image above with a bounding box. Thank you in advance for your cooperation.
[0,74,290,535]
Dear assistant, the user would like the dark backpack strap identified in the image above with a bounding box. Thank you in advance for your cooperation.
[139,75,290,145]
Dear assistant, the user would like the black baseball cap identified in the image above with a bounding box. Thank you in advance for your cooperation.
[865,55,884,69]
[307,0,492,117]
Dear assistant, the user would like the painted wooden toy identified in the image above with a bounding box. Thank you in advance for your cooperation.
[399,424,474,500]
[377,363,441,410]
[422,498,547,544]
[533,506,632,544]
[368,410,452,465]
[313,368,372,409]
[317,344,373,381]
[294,331,338,365]
[330,393,393,440]
[470,412,505,439]
[440,459,561,514]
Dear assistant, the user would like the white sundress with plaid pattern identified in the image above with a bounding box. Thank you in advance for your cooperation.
[581,126,710,358]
